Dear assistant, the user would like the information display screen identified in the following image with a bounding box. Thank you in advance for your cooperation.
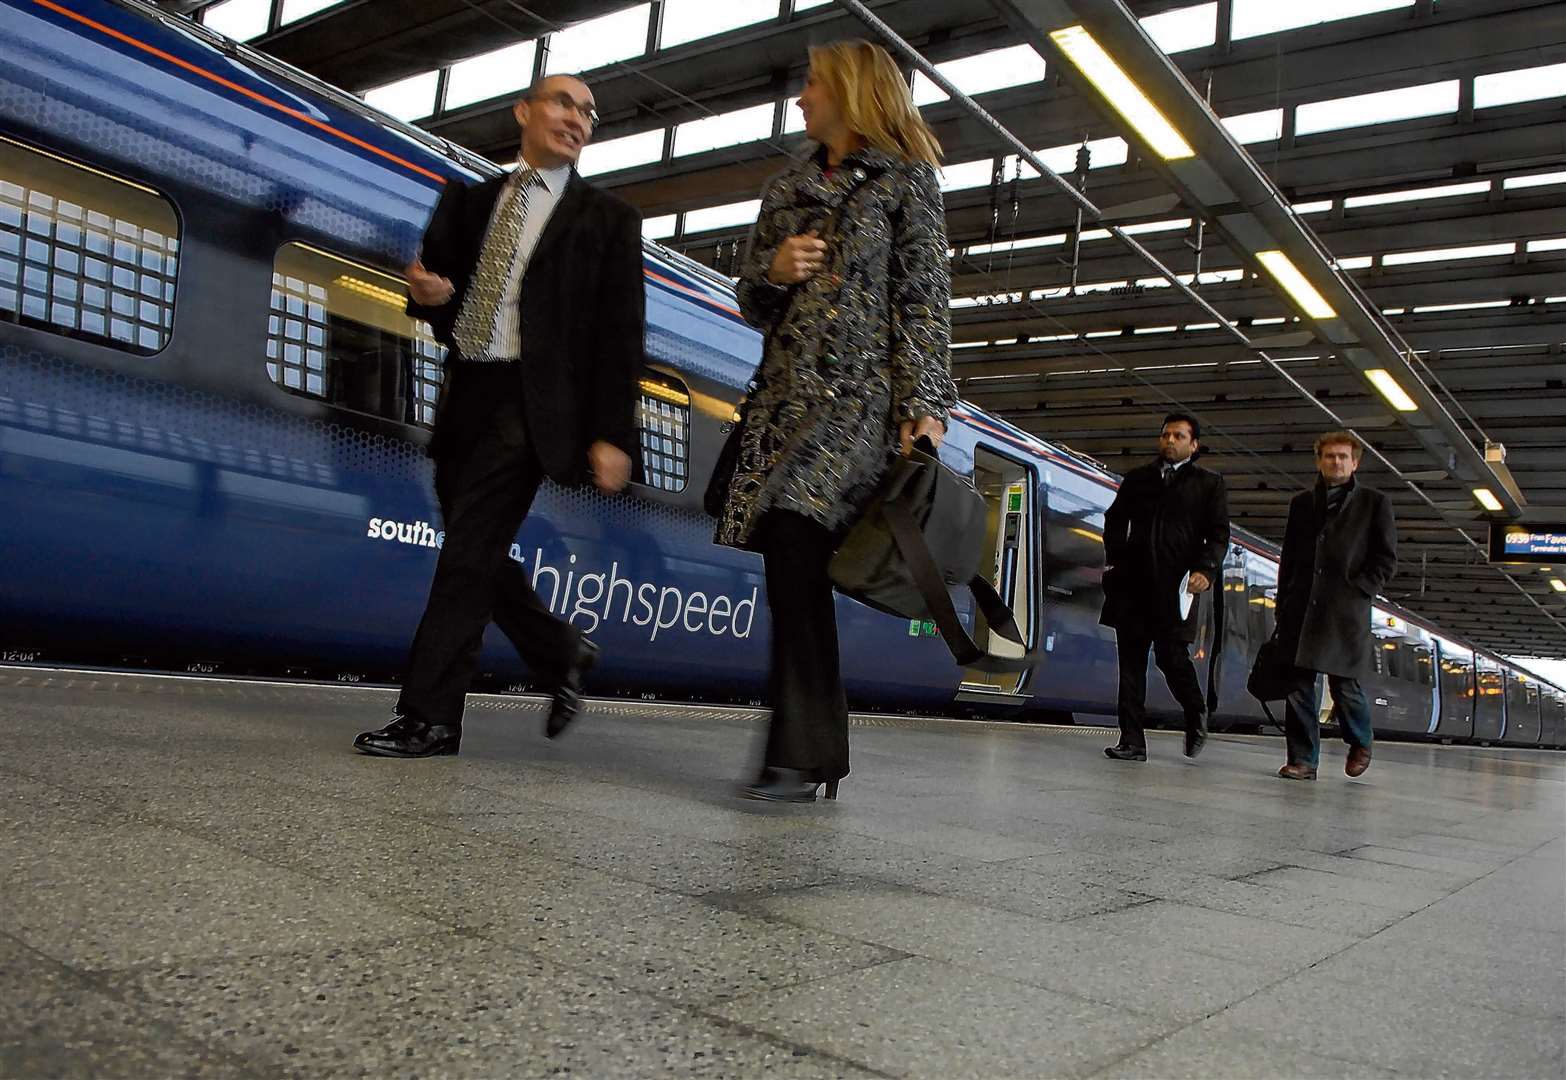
[1489,524,1566,564]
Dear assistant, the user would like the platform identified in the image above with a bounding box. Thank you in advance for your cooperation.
[1,668,1562,1079]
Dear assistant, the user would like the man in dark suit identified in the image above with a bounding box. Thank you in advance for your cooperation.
[1273,431,1398,780]
[355,74,644,758]
[1101,413,1231,762]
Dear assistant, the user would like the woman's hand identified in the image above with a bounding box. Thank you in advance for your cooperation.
[899,416,945,457]
[766,231,828,285]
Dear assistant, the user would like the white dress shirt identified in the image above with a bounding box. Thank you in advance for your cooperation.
[477,159,571,361]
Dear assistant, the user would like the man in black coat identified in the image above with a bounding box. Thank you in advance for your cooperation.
[1274,431,1398,780]
[355,75,645,758]
[1100,413,1231,761]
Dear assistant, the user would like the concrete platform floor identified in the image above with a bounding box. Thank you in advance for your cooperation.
[1,667,1562,1080]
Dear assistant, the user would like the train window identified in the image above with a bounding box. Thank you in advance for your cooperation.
[267,242,445,426]
[636,370,690,491]
[0,135,178,354]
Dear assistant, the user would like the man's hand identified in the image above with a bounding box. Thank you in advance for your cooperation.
[588,441,631,494]
[766,231,828,285]
[899,416,946,457]
[406,257,455,306]
[1187,571,1212,594]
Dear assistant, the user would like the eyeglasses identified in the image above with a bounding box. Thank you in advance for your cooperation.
[531,90,600,129]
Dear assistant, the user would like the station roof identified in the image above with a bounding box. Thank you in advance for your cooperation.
[169,0,1566,655]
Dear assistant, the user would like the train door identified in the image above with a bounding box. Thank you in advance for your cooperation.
[1473,658,1503,742]
[958,446,1038,697]
[1435,645,1475,739]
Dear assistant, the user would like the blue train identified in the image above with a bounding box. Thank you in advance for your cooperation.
[3,0,1562,748]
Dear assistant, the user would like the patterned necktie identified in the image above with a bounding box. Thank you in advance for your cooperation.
[451,168,540,360]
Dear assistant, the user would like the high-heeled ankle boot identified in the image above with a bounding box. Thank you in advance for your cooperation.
[741,768,829,803]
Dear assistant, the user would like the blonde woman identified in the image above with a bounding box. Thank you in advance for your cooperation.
[714,40,958,802]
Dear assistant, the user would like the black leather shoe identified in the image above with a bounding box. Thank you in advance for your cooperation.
[354,714,460,758]
[1104,744,1148,762]
[1184,712,1209,759]
[545,638,599,739]
[740,768,823,803]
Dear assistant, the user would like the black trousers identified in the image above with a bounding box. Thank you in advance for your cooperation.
[395,364,580,728]
[1115,629,1206,750]
[757,510,850,782]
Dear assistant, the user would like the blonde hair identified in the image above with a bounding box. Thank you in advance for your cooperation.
[807,40,943,166]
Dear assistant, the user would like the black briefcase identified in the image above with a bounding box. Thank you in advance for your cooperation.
[829,440,1038,673]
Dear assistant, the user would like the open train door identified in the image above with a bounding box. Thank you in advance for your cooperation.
[956,445,1039,704]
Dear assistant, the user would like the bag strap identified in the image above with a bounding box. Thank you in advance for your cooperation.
[882,494,1042,675]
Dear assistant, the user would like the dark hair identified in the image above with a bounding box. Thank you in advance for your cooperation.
[1161,412,1200,441]
[1314,429,1364,461]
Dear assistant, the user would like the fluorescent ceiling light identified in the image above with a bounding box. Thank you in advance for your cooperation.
[1296,79,1459,136]
[1344,180,1490,208]
[1472,488,1503,512]
[1292,200,1333,215]
[1048,25,1194,160]
[1255,250,1337,318]
[1474,63,1566,109]
[1527,238,1566,253]
[1134,324,1178,334]
[1505,170,1566,190]
[1335,256,1373,270]
[1365,368,1418,411]
[1411,300,1511,313]
[1383,242,1516,266]
[1550,578,1566,593]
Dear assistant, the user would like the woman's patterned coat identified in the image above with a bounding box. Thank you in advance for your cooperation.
[713,145,959,548]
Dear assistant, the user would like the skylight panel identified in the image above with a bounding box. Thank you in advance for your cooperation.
[912,45,1047,106]
[684,199,761,234]
[1505,170,1566,190]
[545,4,651,75]
[363,70,440,122]
[1295,80,1459,135]
[201,0,268,40]
[674,103,776,157]
[1383,241,1516,266]
[1231,0,1413,41]
[642,214,677,239]
[1474,63,1566,109]
[794,0,832,9]
[661,0,779,49]
[279,0,343,24]
[445,41,538,111]
[1344,180,1490,208]
[1221,108,1283,144]
[1139,3,1217,54]
[940,159,998,192]
[578,128,665,176]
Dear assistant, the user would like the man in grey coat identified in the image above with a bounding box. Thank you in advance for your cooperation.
[1273,431,1398,780]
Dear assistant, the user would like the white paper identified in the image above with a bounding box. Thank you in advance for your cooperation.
[1177,571,1194,619]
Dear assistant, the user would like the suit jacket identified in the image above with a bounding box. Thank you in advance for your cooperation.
[407,170,644,485]
[1275,476,1398,679]
[1100,458,1230,641]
